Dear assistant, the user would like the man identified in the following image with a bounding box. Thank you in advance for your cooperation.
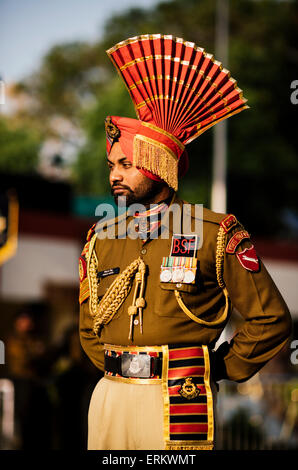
[79,34,291,450]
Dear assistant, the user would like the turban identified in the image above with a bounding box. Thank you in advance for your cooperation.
[105,34,248,190]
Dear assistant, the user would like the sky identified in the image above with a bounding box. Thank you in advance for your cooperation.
[0,0,162,83]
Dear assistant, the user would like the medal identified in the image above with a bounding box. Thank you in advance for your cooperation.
[160,269,172,282]
[183,270,195,283]
[172,268,184,282]
[160,256,173,282]
[171,256,184,282]
[183,258,197,283]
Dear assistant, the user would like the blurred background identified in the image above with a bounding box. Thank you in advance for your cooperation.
[0,0,297,450]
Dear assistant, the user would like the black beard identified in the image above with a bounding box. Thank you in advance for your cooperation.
[111,180,167,208]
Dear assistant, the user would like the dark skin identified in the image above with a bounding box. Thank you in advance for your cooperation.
[108,142,173,207]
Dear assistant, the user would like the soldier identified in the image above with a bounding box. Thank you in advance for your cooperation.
[79,34,292,450]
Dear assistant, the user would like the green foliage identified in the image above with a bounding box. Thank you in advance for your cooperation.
[14,41,109,123]
[72,78,136,195]
[0,117,41,174]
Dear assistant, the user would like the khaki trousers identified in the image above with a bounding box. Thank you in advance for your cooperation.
[88,376,217,450]
[88,377,164,450]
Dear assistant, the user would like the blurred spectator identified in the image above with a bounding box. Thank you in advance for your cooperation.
[5,309,51,449]
[50,322,102,449]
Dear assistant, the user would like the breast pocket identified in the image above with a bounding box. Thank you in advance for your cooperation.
[155,282,200,318]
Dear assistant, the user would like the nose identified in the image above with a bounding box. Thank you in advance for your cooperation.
[109,166,123,185]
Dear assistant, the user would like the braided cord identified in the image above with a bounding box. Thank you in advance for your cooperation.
[215,226,226,289]
[87,234,99,318]
[93,257,144,335]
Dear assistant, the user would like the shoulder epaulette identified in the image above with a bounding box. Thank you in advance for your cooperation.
[202,208,226,225]
[220,214,238,233]
[182,203,226,225]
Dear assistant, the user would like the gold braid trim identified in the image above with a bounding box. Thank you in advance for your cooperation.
[165,440,214,450]
[133,135,178,191]
[93,257,146,336]
[216,225,226,289]
[165,445,214,450]
[175,288,229,327]
[79,278,90,305]
[87,234,99,318]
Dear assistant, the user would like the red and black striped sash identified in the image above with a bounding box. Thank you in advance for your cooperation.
[167,345,212,443]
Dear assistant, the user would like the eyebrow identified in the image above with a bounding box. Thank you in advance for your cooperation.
[107,157,131,165]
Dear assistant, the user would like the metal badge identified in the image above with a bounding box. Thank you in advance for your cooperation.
[105,116,120,139]
[121,353,151,378]
[179,377,200,400]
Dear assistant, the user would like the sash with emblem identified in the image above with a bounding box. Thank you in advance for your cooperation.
[164,344,214,450]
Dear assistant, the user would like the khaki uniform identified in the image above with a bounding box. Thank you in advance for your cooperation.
[79,195,292,449]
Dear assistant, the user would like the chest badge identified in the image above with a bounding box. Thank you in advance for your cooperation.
[170,234,198,258]
[179,377,200,400]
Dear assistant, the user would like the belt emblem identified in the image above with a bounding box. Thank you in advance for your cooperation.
[179,377,200,400]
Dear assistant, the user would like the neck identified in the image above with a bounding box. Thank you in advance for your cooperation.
[141,187,174,207]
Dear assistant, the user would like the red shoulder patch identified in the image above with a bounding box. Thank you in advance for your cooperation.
[87,223,96,241]
[220,214,238,233]
[226,230,250,254]
[236,245,259,272]
[79,256,87,282]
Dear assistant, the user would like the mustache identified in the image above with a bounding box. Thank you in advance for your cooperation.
[111,183,133,193]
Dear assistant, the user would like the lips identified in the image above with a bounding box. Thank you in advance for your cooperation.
[112,185,130,194]
[112,186,126,194]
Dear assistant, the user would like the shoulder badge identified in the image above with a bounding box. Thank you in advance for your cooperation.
[236,245,259,272]
[226,230,250,254]
[220,214,238,233]
[79,256,87,282]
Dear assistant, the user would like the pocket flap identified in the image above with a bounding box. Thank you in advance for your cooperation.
[160,282,198,294]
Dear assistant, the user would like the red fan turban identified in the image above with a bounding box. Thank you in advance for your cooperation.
[105,116,189,190]
[104,34,248,191]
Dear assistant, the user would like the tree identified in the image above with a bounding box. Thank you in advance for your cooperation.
[0,117,41,174]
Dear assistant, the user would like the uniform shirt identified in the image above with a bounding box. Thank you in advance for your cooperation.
[79,195,292,382]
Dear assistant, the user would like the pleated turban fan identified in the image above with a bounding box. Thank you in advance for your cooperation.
[105,34,248,191]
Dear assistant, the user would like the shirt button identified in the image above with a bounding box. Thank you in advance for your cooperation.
[141,248,147,255]
[176,283,182,288]
[134,319,139,325]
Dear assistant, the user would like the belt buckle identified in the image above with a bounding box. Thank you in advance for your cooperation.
[121,352,151,378]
